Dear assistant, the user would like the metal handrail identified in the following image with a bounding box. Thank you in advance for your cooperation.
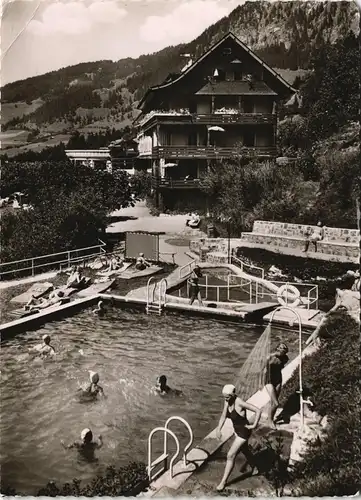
[146,277,157,309]
[179,259,196,279]
[159,278,168,307]
[165,416,193,468]
[0,240,106,279]
[148,427,180,481]
[231,255,265,280]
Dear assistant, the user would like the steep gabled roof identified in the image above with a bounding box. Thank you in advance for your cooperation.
[137,32,296,109]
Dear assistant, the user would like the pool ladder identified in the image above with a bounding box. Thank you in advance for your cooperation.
[146,277,167,315]
[148,416,194,482]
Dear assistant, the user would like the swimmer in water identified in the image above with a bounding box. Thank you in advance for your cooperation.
[92,300,105,316]
[154,375,182,396]
[78,371,105,399]
[61,428,102,460]
[29,334,55,358]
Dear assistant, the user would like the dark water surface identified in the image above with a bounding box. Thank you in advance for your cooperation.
[1,307,297,493]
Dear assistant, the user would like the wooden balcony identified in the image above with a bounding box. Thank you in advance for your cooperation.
[139,111,276,130]
[152,176,201,189]
[153,145,277,159]
[194,113,276,125]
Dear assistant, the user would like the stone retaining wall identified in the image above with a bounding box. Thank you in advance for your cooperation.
[252,221,360,243]
[242,233,359,258]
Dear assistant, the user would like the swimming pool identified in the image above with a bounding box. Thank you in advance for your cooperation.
[1,306,298,493]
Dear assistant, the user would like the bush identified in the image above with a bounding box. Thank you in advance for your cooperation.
[280,311,361,495]
[1,462,148,497]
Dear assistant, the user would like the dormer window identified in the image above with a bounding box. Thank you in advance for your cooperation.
[222,47,232,56]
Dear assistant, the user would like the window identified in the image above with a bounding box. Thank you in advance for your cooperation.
[243,99,254,113]
[243,130,255,147]
[234,69,242,81]
[188,132,197,146]
[165,131,172,145]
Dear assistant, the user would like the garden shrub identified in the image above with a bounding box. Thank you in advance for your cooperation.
[1,462,148,497]
[280,311,361,496]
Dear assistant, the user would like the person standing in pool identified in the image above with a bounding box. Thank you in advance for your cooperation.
[263,343,289,429]
[189,265,204,306]
[216,384,261,491]
[78,371,105,400]
[29,334,55,358]
[154,375,182,396]
[61,428,102,460]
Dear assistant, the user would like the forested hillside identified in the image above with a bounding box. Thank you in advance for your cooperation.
[1,0,358,139]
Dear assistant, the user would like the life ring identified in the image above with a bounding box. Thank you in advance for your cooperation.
[277,284,301,307]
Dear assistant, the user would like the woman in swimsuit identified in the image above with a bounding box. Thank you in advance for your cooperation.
[263,343,289,429]
[216,384,261,491]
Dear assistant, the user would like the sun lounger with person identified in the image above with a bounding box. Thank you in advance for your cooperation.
[135,252,151,271]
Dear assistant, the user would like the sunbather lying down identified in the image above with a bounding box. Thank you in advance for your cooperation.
[107,254,124,273]
[25,290,65,311]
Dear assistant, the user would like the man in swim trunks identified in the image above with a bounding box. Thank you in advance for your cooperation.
[216,384,261,491]
[303,222,325,253]
[263,343,289,429]
[189,265,204,306]
[135,253,151,271]
[28,290,65,311]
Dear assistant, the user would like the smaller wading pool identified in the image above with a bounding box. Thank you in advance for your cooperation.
[171,267,262,303]
[1,304,300,494]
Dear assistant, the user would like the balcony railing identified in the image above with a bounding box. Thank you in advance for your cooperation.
[194,113,276,125]
[153,145,277,159]
[151,177,201,189]
[138,111,276,129]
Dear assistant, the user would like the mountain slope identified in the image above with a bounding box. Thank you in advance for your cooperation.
[1,0,359,140]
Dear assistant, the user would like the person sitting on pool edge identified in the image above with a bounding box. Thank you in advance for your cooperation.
[93,300,106,316]
[67,266,87,288]
[107,254,124,273]
[189,265,204,306]
[154,375,182,396]
[78,371,105,400]
[61,428,103,459]
[29,334,56,358]
[135,253,151,271]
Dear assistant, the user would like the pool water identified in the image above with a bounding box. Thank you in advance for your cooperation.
[1,307,299,493]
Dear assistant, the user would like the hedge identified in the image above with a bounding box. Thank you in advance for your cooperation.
[1,462,148,497]
[280,310,361,496]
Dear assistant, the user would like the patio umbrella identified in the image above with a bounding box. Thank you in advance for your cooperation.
[207,126,225,147]
[208,126,225,132]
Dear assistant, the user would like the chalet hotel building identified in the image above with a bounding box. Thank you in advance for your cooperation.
[134,32,295,212]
